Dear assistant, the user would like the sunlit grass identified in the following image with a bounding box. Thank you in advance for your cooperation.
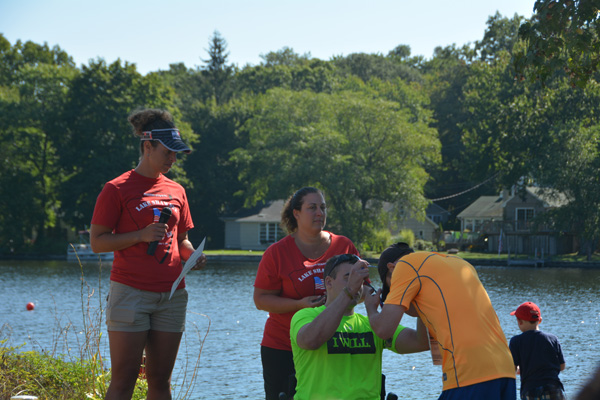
[363,250,600,263]
[0,339,147,400]
[204,248,600,263]
[204,249,263,256]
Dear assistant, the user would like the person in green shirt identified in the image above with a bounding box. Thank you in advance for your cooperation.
[290,254,429,400]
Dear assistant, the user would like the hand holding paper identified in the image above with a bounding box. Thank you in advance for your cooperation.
[169,237,206,300]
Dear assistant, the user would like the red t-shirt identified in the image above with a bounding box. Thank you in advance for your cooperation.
[91,170,194,292]
[254,233,359,351]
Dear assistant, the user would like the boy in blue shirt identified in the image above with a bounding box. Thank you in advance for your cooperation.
[509,301,566,400]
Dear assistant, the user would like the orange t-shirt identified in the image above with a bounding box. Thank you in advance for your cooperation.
[385,252,515,391]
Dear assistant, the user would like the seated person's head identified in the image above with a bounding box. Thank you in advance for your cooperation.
[377,242,414,301]
[323,254,363,303]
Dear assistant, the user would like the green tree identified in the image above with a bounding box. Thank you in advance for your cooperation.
[182,97,251,247]
[155,62,212,113]
[260,47,312,67]
[236,59,338,95]
[514,0,600,87]
[461,51,529,184]
[422,11,524,226]
[531,83,600,258]
[388,44,412,60]
[332,52,423,84]
[0,36,76,253]
[462,47,600,258]
[476,12,524,61]
[419,44,481,227]
[202,31,235,104]
[231,87,440,247]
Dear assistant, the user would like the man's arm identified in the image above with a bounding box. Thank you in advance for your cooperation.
[365,296,406,340]
[393,317,430,354]
[295,291,355,350]
[296,263,368,350]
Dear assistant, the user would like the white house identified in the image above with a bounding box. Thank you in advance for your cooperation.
[222,200,447,250]
[221,200,285,250]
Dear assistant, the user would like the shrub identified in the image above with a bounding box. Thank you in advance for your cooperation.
[392,229,415,248]
[362,229,392,254]
[414,239,435,251]
[0,340,148,400]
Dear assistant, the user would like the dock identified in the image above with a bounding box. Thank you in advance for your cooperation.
[507,259,545,267]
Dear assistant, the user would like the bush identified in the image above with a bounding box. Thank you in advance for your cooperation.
[414,239,435,251]
[362,229,392,253]
[392,229,415,248]
[0,339,148,400]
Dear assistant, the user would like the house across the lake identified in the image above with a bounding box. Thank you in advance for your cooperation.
[221,200,448,250]
[457,187,573,255]
[220,200,286,251]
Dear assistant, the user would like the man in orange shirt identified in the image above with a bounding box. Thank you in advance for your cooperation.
[366,242,516,400]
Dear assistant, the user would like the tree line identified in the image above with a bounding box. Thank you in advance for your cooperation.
[1,4,599,255]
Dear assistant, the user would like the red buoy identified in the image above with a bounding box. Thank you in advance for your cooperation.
[26,302,35,311]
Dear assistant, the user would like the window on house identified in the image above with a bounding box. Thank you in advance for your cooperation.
[429,215,441,224]
[260,223,284,244]
[464,219,473,231]
[516,208,534,230]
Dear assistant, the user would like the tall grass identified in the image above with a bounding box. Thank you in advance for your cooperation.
[0,248,210,400]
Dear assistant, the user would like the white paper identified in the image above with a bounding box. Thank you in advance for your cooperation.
[169,237,205,300]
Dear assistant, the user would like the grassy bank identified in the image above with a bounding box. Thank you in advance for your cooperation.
[450,251,600,263]
[0,341,147,400]
[0,259,208,400]
[204,248,600,263]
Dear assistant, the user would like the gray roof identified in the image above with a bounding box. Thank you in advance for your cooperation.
[527,187,570,208]
[427,202,450,216]
[457,196,504,219]
[234,200,284,223]
[457,186,570,220]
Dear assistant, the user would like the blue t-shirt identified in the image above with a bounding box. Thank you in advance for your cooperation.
[509,330,565,393]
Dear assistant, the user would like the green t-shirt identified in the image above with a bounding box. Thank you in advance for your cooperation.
[291,306,405,400]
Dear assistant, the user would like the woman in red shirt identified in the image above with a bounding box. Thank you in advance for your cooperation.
[90,108,206,400]
[253,187,359,399]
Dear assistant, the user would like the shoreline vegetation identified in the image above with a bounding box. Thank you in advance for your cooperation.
[0,262,207,400]
[1,249,599,267]
[201,250,600,268]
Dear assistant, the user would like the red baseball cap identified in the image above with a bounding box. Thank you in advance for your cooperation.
[510,301,541,321]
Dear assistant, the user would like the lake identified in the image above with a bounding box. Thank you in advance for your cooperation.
[0,259,598,399]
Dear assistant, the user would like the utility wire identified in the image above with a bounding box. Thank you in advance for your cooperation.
[429,173,498,202]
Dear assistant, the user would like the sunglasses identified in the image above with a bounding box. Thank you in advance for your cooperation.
[324,254,360,278]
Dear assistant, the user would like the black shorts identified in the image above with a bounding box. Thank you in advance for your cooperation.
[260,346,295,400]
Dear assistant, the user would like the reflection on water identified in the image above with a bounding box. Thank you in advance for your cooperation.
[0,260,598,399]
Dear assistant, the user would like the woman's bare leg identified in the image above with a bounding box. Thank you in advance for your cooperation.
[145,330,183,400]
[105,330,148,400]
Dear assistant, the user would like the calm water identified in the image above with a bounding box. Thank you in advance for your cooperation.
[1,259,598,399]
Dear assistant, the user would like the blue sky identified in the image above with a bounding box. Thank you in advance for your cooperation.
[1,0,536,75]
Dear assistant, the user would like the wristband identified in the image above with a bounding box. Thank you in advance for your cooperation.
[343,287,355,300]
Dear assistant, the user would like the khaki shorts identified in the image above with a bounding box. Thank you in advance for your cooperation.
[106,281,188,332]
